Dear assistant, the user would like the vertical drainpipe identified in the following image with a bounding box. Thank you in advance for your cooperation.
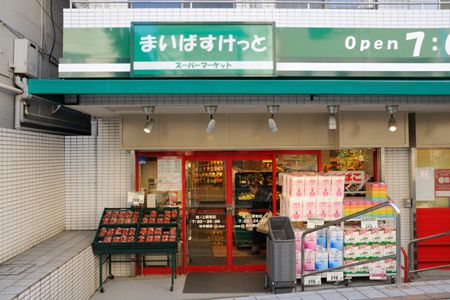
[14,76,32,130]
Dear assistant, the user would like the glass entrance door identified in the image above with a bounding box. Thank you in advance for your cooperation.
[231,157,275,270]
[185,158,228,271]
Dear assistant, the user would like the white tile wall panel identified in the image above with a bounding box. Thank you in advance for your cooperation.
[15,246,100,300]
[64,8,450,28]
[65,136,97,230]
[65,118,132,276]
[382,147,412,250]
[0,128,65,264]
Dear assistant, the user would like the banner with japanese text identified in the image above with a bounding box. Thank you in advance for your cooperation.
[131,23,274,77]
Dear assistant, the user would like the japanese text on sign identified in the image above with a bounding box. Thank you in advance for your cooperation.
[139,34,268,54]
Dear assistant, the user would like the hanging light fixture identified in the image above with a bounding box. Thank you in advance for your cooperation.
[327,105,339,130]
[386,105,398,132]
[143,106,155,134]
[205,105,217,133]
[267,105,280,133]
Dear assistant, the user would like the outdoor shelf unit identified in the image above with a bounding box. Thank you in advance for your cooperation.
[91,207,180,292]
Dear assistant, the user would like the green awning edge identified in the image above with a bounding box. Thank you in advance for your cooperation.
[28,79,450,95]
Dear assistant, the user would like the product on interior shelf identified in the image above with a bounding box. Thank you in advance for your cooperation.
[327,226,344,251]
[328,248,343,268]
[315,246,329,270]
[280,173,345,221]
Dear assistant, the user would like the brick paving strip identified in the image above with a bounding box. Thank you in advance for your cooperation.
[227,279,450,300]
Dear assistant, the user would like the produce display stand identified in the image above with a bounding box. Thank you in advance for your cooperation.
[91,207,180,292]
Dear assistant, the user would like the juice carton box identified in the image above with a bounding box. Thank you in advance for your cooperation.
[369,244,385,258]
[317,198,330,220]
[317,175,332,200]
[344,245,358,260]
[305,231,317,252]
[384,244,396,256]
[331,176,345,200]
[315,246,329,270]
[344,225,358,245]
[328,248,343,268]
[356,228,371,244]
[385,259,396,273]
[304,249,316,271]
[329,200,343,219]
[382,227,396,244]
[369,228,384,244]
[293,176,306,199]
[344,260,358,275]
[305,176,318,199]
[357,263,370,274]
[357,244,371,259]
[289,201,303,221]
[302,200,316,220]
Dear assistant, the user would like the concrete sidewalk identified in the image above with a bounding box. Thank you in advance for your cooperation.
[91,275,450,300]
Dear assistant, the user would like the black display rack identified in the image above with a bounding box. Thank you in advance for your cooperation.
[92,207,180,292]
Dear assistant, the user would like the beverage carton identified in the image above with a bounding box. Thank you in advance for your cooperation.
[328,248,343,268]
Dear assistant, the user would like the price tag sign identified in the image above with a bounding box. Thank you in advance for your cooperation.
[305,275,322,286]
[307,218,324,229]
[326,271,344,282]
[369,267,387,280]
[361,217,378,229]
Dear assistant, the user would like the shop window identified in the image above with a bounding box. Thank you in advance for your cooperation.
[322,149,377,196]
[415,149,450,208]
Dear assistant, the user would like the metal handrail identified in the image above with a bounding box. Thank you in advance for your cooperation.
[69,0,450,10]
[300,201,402,291]
[407,230,450,281]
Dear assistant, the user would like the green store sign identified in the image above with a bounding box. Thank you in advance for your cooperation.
[60,24,450,78]
[131,23,274,77]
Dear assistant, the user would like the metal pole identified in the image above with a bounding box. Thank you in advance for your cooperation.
[300,233,305,291]
[394,205,402,288]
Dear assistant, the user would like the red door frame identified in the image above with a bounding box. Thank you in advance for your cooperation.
[135,150,322,274]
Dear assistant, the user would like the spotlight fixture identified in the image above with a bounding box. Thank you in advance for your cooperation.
[143,106,155,134]
[267,105,280,133]
[205,105,217,133]
[327,105,339,130]
[386,105,398,133]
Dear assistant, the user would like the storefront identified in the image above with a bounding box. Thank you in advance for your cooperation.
[130,149,378,274]
[28,10,450,279]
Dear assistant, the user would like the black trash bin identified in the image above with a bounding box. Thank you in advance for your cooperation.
[265,216,296,294]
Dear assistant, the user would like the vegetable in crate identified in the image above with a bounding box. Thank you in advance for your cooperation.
[110,218,117,225]
[147,227,154,235]
[140,228,147,235]
[157,218,163,224]
[112,236,121,243]
[146,236,154,242]
[122,228,129,236]
[107,228,115,236]
[127,236,135,242]
[129,228,136,235]
[104,237,112,243]
[115,227,122,235]
[138,235,145,242]
[99,228,107,237]
[149,218,156,224]
[171,210,178,218]
[154,236,161,242]
[150,211,157,218]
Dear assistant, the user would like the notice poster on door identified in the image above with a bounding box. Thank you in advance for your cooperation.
[435,169,450,198]
[416,167,435,201]
[157,157,182,191]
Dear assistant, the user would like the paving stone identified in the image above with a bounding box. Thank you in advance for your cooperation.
[359,289,387,299]
[424,280,446,285]
[0,281,16,289]
[338,291,368,300]
[427,292,450,299]
[294,291,319,297]
[316,289,341,294]
[12,279,37,287]
[256,295,278,300]
[399,287,427,296]
[355,286,377,292]
[433,284,450,293]
[374,288,407,297]
[0,295,14,300]
[300,295,325,300]
[0,286,25,295]
[415,285,446,294]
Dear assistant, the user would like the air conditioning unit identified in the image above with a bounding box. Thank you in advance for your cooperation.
[14,39,39,78]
